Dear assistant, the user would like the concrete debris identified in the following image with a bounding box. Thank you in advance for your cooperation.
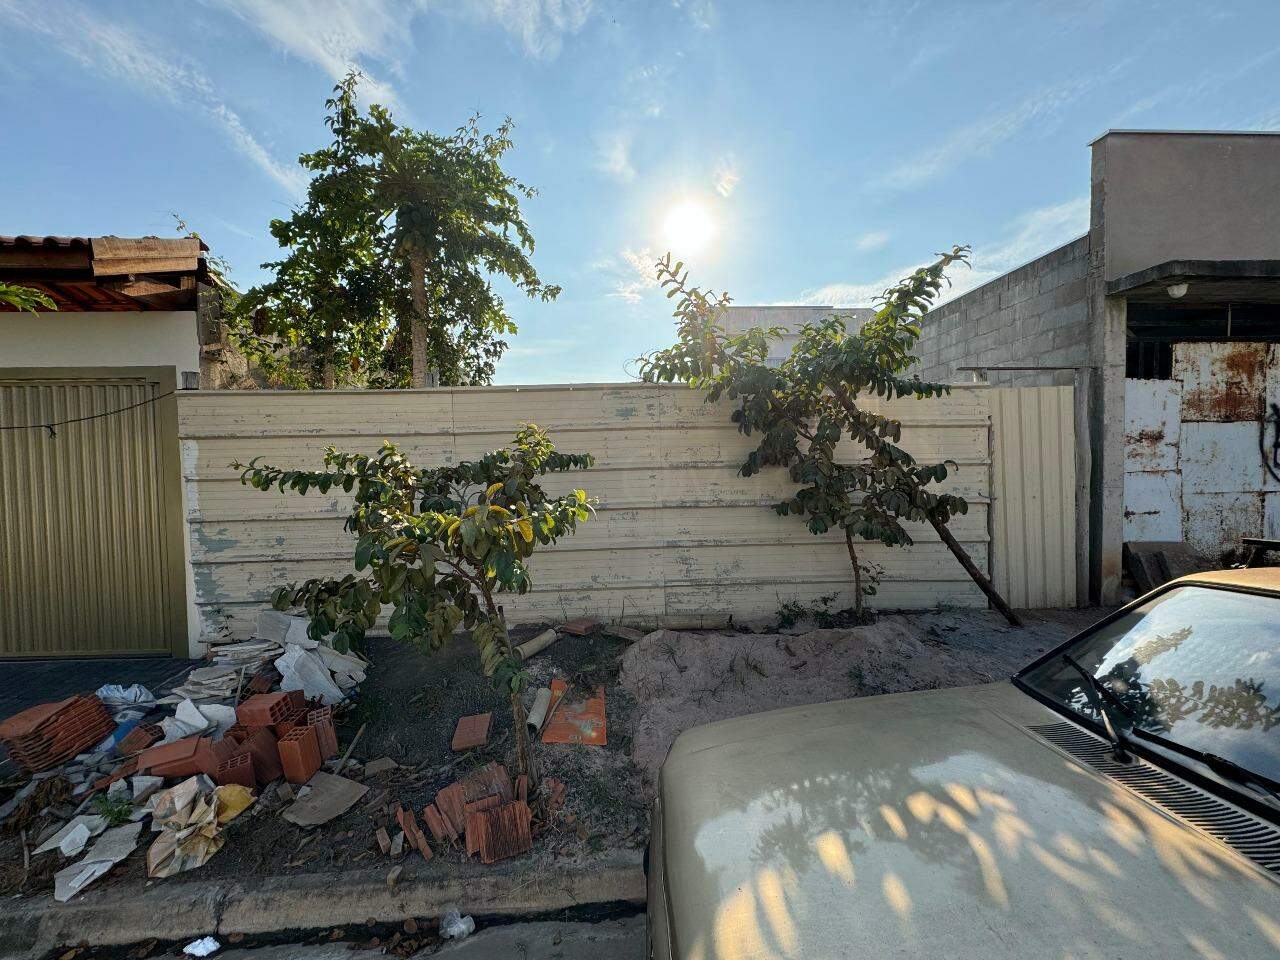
[33,813,108,856]
[54,822,143,901]
[281,771,367,827]
[276,644,346,705]
[364,757,398,776]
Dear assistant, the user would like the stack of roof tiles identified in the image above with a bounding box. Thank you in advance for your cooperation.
[0,695,115,773]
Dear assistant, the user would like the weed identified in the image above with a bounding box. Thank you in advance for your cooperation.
[91,792,133,827]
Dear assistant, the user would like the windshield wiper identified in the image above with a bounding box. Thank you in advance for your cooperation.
[1060,653,1135,763]
[1182,750,1280,809]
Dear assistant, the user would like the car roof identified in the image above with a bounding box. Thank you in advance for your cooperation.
[1172,566,1280,592]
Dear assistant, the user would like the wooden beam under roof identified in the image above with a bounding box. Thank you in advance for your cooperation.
[90,237,202,278]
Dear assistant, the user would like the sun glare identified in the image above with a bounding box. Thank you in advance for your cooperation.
[662,200,715,256]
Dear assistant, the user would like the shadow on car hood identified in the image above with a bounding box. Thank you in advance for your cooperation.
[659,682,1280,959]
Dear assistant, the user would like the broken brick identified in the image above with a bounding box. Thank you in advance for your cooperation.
[515,775,528,804]
[435,783,467,837]
[196,737,243,778]
[465,795,502,818]
[137,736,207,778]
[376,827,392,855]
[558,617,600,636]
[307,707,338,760]
[450,713,492,752]
[395,806,433,860]
[278,726,321,784]
[117,723,163,755]
[422,803,455,844]
[473,801,532,864]
[460,762,512,803]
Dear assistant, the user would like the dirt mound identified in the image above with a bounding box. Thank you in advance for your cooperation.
[618,609,1099,785]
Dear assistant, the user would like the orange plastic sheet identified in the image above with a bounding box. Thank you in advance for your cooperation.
[539,678,606,746]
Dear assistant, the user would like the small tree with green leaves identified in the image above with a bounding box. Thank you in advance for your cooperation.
[638,247,1021,626]
[232,424,595,785]
[0,282,56,313]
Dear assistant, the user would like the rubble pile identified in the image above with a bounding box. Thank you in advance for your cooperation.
[0,609,368,901]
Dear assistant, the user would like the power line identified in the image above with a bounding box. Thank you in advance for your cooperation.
[0,390,176,438]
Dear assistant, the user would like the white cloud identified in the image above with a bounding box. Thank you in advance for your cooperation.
[595,131,636,183]
[672,0,715,30]
[601,247,660,303]
[0,0,304,195]
[799,196,1088,308]
[713,155,741,197]
[853,230,889,253]
[460,0,595,60]
[211,0,416,108]
[879,57,1135,193]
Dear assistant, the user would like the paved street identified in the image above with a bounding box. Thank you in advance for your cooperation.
[208,917,646,959]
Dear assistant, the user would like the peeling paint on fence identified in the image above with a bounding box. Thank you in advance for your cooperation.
[175,382,1072,642]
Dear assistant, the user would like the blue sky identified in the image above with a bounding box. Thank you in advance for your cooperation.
[3,1,1279,383]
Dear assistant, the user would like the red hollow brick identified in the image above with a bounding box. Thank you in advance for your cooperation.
[244,729,283,784]
[236,692,293,727]
[118,723,163,755]
[273,705,307,738]
[306,708,338,760]
[278,726,321,784]
[215,750,256,788]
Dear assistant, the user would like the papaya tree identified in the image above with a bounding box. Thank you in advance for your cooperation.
[231,424,595,785]
[637,248,1021,626]
[0,282,56,313]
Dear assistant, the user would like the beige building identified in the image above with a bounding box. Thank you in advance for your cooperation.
[0,235,231,659]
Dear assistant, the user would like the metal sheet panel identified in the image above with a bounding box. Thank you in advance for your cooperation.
[1179,421,1261,494]
[178,383,1010,638]
[1123,471,1182,542]
[1123,379,1180,473]
[1174,341,1267,423]
[1183,491,1263,563]
[988,386,1077,609]
[0,377,174,656]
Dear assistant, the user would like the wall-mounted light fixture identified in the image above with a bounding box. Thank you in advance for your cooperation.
[1166,282,1189,299]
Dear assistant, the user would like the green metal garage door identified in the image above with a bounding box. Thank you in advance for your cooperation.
[0,373,183,657]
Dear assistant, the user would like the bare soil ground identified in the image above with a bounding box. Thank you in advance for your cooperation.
[1,606,1109,903]
[619,606,1108,784]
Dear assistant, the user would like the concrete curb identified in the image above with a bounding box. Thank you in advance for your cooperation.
[0,853,645,958]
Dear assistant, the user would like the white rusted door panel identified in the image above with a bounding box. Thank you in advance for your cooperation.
[1180,421,1262,494]
[1174,341,1268,423]
[1265,344,1280,492]
[1265,493,1280,539]
[1124,471,1182,542]
[1124,379,1181,473]
[1183,491,1263,562]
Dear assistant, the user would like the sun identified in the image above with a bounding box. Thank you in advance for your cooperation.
[661,200,715,256]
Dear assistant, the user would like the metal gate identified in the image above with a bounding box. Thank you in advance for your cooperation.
[0,371,184,657]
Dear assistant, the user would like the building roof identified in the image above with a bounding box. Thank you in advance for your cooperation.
[1088,128,1280,146]
[0,235,209,312]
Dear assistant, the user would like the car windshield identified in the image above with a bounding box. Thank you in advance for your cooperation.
[1019,585,1280,785]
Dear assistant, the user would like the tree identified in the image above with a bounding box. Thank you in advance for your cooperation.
[0,282,55,313]
[237,73,560,389]
[637,249,1022,626]
[232,425,595,786]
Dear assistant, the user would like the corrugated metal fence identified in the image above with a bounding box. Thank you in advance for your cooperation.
[177,382,1075,643]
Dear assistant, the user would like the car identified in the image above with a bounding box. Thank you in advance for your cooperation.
[647,567,1280,959]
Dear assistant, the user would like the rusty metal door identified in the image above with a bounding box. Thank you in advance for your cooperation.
[0,373,181,656]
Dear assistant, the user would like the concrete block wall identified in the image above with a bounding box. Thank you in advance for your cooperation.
[915,236,1091,385]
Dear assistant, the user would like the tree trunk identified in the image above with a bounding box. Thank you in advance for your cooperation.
[844,526,863,616]
[826,383,1021,626]
[408,255,439,389]
[928,511,1023,627]
[321,362,336,390]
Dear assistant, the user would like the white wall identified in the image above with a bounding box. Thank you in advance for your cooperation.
[0,310,199,374]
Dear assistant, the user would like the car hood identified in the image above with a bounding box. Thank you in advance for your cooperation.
[658,682,1280,960]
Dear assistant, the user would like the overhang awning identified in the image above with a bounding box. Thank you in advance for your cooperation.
[0,235,209,311]
[1108,258,1280,303]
